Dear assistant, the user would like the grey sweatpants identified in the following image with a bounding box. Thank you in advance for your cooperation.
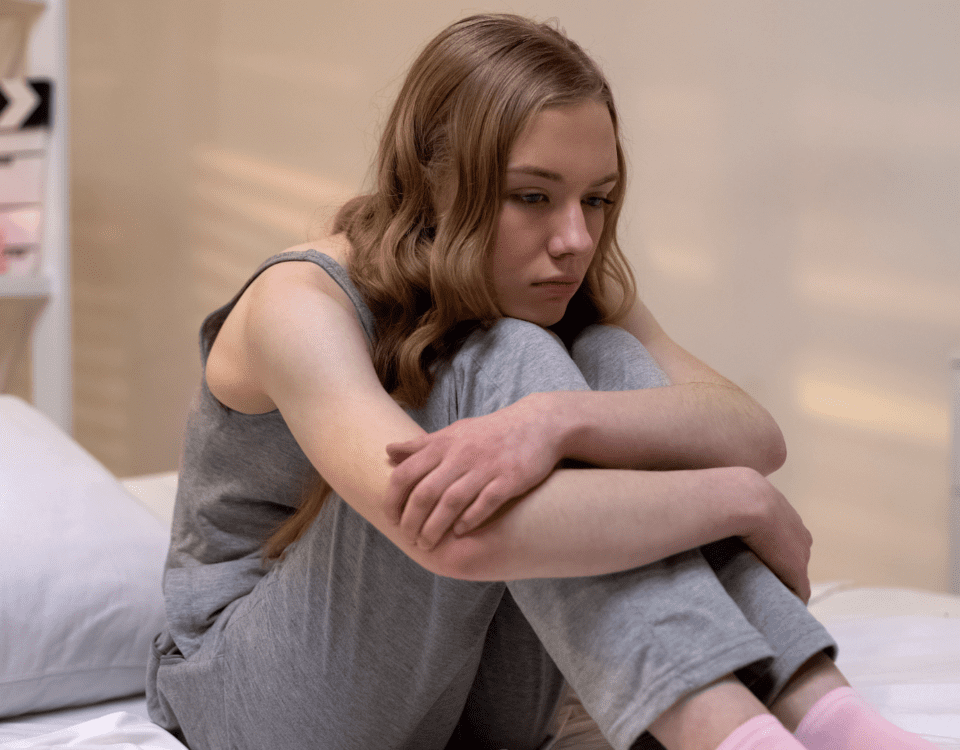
[154,320,835,750]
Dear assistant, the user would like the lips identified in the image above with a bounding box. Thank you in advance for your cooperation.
[532,276,580,286]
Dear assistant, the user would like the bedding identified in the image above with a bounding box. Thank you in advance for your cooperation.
[0,696,180,747]
[0,396,168,720]
[1,394,959,749]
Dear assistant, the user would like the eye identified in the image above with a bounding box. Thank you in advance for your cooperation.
[513,193,549,205]
[583,196,614,209]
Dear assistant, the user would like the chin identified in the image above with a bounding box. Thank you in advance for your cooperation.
[515,311,565,328]
[500,302,569,328]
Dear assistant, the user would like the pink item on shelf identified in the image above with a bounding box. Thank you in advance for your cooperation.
[1,244,39,275]
[0,206,41,275]
[0,206,41,244]
[0,149,44,204]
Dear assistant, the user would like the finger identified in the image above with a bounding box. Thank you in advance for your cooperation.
[782,559,811,604]
[417,473,491,549]
[772,567,807,604]
[788,571,811,604]
[387,447,443,522]
[386,437,428,465]
[386,448,413,466]
[398,463,470,545]
[452,479,514,536]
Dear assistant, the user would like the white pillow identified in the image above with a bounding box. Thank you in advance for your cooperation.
[0,396,169,718]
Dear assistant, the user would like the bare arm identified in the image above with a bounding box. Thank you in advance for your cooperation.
[388,292,787,545]
[556,296,787,475]
[434,465,809,595]
[207,260,810,599]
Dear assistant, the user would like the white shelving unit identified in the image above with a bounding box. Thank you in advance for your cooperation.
[0,0,70,433]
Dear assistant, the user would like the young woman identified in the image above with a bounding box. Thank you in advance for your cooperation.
[147,14,937,750]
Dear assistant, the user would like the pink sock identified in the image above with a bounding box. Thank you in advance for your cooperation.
[794,686,939,749]
[716,715,807,749]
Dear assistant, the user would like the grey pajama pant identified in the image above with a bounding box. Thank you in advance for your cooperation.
[155,320,835,750]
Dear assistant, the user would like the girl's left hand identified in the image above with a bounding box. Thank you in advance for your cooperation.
[386,393,564,551]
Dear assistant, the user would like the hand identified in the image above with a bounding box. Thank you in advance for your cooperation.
[738,470,813,603]
[386,393,564,550]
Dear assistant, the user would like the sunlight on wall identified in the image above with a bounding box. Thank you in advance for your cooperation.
[189,146,354,328]
[65,0,960,590]
[645,244,719,286]
[796,374,948,448]
[193,147,352,240]
[798,265,960,327]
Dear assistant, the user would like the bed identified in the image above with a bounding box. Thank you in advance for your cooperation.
[2,393,959,749]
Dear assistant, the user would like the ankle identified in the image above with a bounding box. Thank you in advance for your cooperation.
[770,653,849,731]
[649,676,769,750]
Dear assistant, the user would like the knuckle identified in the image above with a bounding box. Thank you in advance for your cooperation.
[398,516,420,539]
[388,475,412,501]
[468,497,495,519]
[391,460,422,488]
[406,485,436,512]
[419,522,443,545]
[475,492,508,517]
[438,491,470,514]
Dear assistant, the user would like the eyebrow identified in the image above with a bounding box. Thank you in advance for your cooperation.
[506,166,619,188]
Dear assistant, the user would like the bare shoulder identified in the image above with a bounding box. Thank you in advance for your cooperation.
[207,236,359,413]
[285,232,350,266]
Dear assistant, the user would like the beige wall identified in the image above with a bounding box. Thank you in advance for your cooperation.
[62,1,959,591]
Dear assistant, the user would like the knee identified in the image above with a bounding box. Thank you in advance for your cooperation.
[449,318,590,414]
[464,317,569,365]
[490,317,566,348]
[570,324,669,391]
[570,323,645,359]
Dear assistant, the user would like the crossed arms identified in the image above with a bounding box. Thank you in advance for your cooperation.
[205,256,811,600]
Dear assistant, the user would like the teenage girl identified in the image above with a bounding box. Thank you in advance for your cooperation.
[147,14,937,750]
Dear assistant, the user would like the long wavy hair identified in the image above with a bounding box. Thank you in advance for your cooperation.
[263,13,636,560]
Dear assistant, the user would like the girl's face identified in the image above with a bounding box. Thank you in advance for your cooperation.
[490,99,619,327]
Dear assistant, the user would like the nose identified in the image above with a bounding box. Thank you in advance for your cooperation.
[547,202,594,258]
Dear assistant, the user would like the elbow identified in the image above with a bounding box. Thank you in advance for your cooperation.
[371,505,500,581]
[422,534,501,581]
[769,430,788,473]
[751,419,787,476]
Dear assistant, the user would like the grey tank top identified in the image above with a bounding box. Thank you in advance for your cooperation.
[162,250,376,658]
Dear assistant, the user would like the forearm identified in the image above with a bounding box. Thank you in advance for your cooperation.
[544,382,786,475]
[582,294,787,475]
[434,464,768,581]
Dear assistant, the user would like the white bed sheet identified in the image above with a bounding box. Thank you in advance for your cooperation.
[0,696,185,749]
[3,472,959,749]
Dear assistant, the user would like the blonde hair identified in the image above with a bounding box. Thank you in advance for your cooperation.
[264,13,636,560]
